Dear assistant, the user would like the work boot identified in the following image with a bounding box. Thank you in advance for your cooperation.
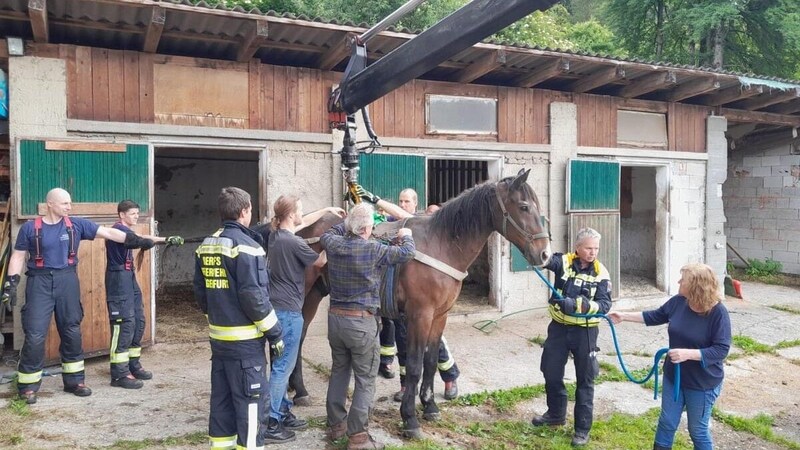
[63,383,92,397]
[111,375,144,389]
[571,431,590,447]
[393,386,405,402]
[530,411,566,427]
[347,431,385,450]
[131,369,153,380]
[378,363,395,379]
[282,412,308,430]
[653,444,672,450]
[262,417,296,443]
[444,380,458,400]
[326,421,347,441]
[20,390,37,405]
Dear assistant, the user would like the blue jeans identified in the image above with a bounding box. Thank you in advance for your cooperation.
[269,310,303,421]
[654,377,722,450]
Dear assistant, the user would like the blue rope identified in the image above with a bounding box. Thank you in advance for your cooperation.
[533,267,680,401]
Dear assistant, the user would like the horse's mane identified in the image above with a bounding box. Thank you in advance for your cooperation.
[429,178,498,239]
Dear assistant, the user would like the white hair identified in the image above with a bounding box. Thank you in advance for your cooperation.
[575,227,601,246]
[345,203,375,235]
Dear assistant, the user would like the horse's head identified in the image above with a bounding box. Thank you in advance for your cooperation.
[493,169,551,268]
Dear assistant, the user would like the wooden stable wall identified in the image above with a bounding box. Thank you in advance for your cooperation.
[44,222,152,364]
[32,42,710,150]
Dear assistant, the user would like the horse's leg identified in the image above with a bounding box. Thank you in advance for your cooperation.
[289,275,325,406]
[400,310,433,439]
[421,314,446,422]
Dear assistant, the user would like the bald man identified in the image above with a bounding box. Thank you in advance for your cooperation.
[2,188,155,404]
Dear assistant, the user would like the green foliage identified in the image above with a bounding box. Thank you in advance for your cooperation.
[769,305,800,315]
[7,398,30,417]
[746,258,783,277]
[712,409,800,450]
[107,431,207,449]
[568,19,627,56]
[732,335,775,355]
[453,384,547,412]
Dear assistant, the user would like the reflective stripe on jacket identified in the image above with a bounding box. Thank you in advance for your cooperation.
[546,252,612,327]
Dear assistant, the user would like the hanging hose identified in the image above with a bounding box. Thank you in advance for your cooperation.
[528,266,680,401]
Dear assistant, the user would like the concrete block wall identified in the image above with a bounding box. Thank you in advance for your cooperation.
[705,116,728,289]
[668,160,708,293]
[724,142,800,274]
[8,56,68,139]
[266,142,339,215]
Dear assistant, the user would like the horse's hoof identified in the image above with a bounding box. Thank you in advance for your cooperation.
[402,427,424,440]
[423,411,441,422]
[292,395,312,407]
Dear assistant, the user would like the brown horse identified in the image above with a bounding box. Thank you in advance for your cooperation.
[285,168,551,438]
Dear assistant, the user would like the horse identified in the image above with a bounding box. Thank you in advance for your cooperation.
[284,168,551,438]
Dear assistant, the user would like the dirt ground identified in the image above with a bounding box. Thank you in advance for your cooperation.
[1,279,799,449]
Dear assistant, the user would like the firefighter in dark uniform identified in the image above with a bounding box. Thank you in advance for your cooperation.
[2,188,155,404]
[530,227,612,447]
[106,200,184,389]
[194,187,286,449]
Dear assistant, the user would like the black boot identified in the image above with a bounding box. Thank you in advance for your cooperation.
[653,445,672,450]
[282,412,308,430]
[262,417,296,443]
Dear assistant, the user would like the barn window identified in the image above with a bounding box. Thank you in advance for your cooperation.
[425,94,497,135]
[617,110,668,149]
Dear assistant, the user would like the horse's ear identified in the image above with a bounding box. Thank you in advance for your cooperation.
[510,168,531,190]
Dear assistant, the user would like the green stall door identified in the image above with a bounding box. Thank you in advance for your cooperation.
[359,153,426,208]
[19,140,150,216]
[568,159,620,211]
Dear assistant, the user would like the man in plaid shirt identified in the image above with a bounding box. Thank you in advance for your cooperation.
[321,203,414,450]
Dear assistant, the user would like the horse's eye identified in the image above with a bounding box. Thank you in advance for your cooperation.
[520,205,530,212]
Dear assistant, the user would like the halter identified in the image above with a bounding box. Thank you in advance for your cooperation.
[494,182,550,243]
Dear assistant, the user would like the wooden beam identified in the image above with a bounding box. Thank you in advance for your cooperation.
[38,202,118,216]
[317,33,354,71]
[765,100,800,115]
[617,70,677,99]
[512,58,570,88]
[698,84,763,106]
[45,141,127,152]
[731,87,800,111]
[28,0,49,43]
[454,49,506,83]
[618,98,668,113]
[236,20,269,62]
[569,65,625,93]
[661,77,720,102]
[720,108,800,127]
[142,6,165,53]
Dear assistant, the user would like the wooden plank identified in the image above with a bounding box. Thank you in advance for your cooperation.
[74,46,94,119]
[308,68,321,133]
[731,87,800,111]
[154,64,248,126]
[383,89,395,136]
[720,108,800,126]
[37,202,118,216]
[513,58,570,88]
[139,53,155,123]
[617,98,668,113]
[454,49,506,84]
[91,48,110,121]
[317,33,353,71]
[297,67,311,132]
[107,50,126,122]
[59,45,77,119]
[262,64,275,130]
[248,59,262,129]
[236,19,269,62]
[142,6,166,53]
[699,84,763,106]
[661,77,720,102]
[570,65,625,94]
[395,82,406,138]
[286,66,299,131]
[272,65,287,131]
[28,0,49,43]
[667,103,677,151]
[766,101,800,115]
[515,87,525,144]
[497,87,508,141]
[123,50,140,122]
[617,71,677,99]
[45,141,126,152]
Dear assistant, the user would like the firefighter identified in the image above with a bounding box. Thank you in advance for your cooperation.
[529,227,612,447]
[194,187,286,449]
[2,188,155,404]
[106,200,184,389]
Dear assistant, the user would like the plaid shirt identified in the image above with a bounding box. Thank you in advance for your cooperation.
[320,223,415,310]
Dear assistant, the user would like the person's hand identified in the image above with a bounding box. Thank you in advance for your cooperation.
[397,228,412,238]
[667,348,696,364]
[573,295,590,314]
[1,275,20,307]
[124,233,156,250]
[166,236,184,246]
[607,312,623,324]
[270,339,285,360]
[345,184,381,204]
[327,207,346,218]
[559,297,577,315]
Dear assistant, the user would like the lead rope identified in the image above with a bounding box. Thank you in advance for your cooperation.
[533,266,680,401]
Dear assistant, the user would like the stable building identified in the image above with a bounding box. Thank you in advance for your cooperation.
[1,0,799,362]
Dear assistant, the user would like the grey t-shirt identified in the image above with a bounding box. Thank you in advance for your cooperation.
[267,228,320,312]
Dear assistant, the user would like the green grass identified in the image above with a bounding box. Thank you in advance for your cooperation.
[7,398,31,418]
[732,335,776,355]
[453,384,547,412]
[99,431,207,449]
[769,305,800,315]
[712,409,800,450]
[775,339,800,349]
[528,335,546,346]
[302,357,332,378]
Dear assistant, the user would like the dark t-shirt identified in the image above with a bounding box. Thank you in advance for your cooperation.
[643,295,731,390]
[267,228,319,312]
[106,222,134,268]
[15,216,99,270]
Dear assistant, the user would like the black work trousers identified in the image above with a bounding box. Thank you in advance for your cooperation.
[209,354,268,449]
[540,320,600,435]
[17,267,85,393]
[106,268,143,379]
[394,316,460,384]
